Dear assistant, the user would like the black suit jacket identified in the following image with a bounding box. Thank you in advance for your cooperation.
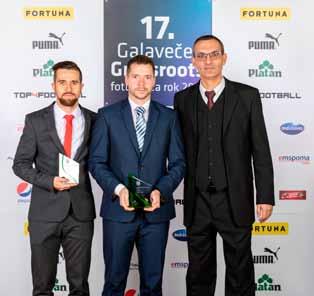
[174,78,274,227]
[13,103,96,222]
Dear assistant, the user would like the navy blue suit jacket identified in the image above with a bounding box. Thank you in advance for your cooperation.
[88,99,185,223]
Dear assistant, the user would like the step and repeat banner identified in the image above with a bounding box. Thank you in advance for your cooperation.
[1,0,313,295]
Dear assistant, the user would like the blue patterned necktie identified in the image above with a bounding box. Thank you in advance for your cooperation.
[135,106,146,152]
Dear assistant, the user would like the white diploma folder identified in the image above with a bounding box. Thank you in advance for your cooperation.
[59,153,79,184]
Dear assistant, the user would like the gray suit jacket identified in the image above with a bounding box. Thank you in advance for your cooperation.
[13,103,96,222]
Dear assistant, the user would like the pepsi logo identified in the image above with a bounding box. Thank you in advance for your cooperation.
[17,182,32,198]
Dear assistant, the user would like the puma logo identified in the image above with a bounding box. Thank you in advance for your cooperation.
[264,247,280,260]
[48,32,66,46]
[265,33,282,47]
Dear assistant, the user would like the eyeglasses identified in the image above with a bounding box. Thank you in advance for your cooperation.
[194,50,222,61]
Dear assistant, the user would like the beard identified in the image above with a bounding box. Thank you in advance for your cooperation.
[58,94,78,107]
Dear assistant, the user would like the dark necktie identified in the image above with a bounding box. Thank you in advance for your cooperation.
[64,114,74,158]
[205,90,216,110]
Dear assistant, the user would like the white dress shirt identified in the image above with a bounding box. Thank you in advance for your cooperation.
[199,77,226,105]
[53,103,85,159]
[114,98,151,196]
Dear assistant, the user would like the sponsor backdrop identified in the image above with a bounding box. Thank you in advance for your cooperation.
[0,0,313,295]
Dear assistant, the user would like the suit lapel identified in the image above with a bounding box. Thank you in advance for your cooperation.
[223,79,239,136]
[45,103,64,153]
[141,101,159,160]
[121,100,141,158]
[74,106,91,161]
[185,82,199,137]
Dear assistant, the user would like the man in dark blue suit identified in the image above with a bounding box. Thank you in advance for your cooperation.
[88,55,185,296]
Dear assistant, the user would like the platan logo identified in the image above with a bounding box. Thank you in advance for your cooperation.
[278,155,310,165]
[254,247,280,264]
[280,122,304,135]
[33,32,66,50]
[171,262,189,268]
[17,182,32,203]
[249,60,282,78]
[33,59,54,78]
[260,91,301,100]
[255,274,281,292]
[172,229,187,241]
[24,7,74,20]
[53,278,67,292]
[248,33,282,50]
[279,190,306,200]
[124,289,139,296]
[252,222,288,236]
[241,8,291,20]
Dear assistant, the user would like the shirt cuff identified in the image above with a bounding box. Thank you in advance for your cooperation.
[114,184,126,196]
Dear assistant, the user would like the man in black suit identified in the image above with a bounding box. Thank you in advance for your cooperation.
[174,35,274,296]
[13,61,96,296]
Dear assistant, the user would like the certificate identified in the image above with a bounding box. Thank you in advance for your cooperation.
[59,153,79,184]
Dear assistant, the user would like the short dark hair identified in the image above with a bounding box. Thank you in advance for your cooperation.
[52,61,83,82]
[126,55,155,75]
[192,34,225,56]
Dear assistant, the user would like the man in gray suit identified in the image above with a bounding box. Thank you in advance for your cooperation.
[13,61,96,296]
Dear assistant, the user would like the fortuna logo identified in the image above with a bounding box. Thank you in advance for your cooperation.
[278,155,310,165]
[175,198,184,205]
[280,122,304,135]
[254,247,280,264]
[241,8,291,20]
[24,221,29,236]
[248,33,282,50]
[53,278,67,292]
[252,222,288,235]
[33,59,54,78]
[32,32,66,50]
[24,7,74,20]
[255,274,282,291]
[248,60,282,78]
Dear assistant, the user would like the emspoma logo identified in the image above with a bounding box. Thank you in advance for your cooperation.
[172,229,187,241]
[280,122,304,135]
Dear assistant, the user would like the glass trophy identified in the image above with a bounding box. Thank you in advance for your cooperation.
[128,174,152,208]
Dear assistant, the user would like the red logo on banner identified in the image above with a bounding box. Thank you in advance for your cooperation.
[125,289,137,296]
[279,190,306,200]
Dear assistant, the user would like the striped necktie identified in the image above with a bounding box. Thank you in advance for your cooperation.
[135,106,146,152]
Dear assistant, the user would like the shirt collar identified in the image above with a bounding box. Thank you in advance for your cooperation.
[128,98,151,113]
[199,77,225,100]
[53,102,81,120]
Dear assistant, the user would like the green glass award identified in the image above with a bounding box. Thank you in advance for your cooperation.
[128,174,152,208]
